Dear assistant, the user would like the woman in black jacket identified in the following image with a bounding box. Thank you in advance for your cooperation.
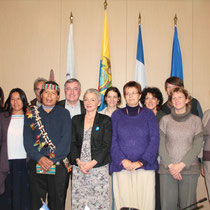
[70,88,112,210]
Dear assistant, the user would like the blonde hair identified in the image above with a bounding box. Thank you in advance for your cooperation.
[83,88,101,102]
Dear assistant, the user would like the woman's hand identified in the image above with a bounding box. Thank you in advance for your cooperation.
[201,165,205,177]
[131,161,143,170]
[121,159,134,171]
[121,159,143,171]
[172,172,182,181]
[82,160,97,172]
[76,158,97,174]
[168,162,186,176]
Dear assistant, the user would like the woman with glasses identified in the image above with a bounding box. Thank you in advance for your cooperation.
[140,87,165,210]
[141,87,165,123]
[110,81,159,210]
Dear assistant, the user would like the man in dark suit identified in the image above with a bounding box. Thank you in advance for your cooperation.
[30,77,47,107]
[57,78,85,118]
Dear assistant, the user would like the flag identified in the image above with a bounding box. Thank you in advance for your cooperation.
[135,24,146,90]
[39,201,49,210]
[98,10,112,111]
[66,21,75,80]
[49,69,54,81]
[171,25,183,81]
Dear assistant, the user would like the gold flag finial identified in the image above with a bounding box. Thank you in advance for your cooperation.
[70,12,73,24]
[138,13,141,25]
[174,13,177,26]
[104,0,108,10]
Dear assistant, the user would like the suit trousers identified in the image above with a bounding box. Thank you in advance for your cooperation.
[28,159,69,210]
[160,173,199,210]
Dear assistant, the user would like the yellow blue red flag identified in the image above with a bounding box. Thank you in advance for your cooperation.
[98,10,112,111]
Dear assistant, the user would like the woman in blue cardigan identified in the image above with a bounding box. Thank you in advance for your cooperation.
[110,81,159,210]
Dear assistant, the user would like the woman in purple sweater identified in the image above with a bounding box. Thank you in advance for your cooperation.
[110,81,159,210]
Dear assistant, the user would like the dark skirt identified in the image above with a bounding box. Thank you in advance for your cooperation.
[0,159,29,210]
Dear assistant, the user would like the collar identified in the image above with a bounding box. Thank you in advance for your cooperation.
[66,100,80,108]
[171,107,191,122]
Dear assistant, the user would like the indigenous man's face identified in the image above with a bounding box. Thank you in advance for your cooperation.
[41,89,59,107]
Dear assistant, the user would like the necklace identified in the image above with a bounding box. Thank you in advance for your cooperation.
[126,107,140,116]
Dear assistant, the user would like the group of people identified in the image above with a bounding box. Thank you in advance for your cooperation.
[0,76,209,210]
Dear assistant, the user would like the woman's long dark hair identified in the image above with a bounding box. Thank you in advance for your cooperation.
[4,88,28,115]
[0,87,4,111]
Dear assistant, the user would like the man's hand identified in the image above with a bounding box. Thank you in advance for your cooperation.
[38,157,54,172]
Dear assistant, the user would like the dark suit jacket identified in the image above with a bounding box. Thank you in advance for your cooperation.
[0,112,11,194]
[57,99,86,115]
[70,112,112,168]
[30,98,37,106]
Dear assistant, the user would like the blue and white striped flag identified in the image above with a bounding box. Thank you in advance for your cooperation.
[135,24,146,89]
[171,25,183,81]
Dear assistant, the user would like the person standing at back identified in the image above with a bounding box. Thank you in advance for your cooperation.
[57,78,85,118]
[161,76,203,118]
[30,77,47,107]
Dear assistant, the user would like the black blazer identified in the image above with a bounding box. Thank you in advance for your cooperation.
[0,112,11,194]
[70,112,112,168]
[57,99,86,114]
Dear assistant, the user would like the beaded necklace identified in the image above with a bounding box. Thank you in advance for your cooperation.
[26,106,56,159]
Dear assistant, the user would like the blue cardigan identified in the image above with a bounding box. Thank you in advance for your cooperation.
[23,105,72,163]
[110,107,159,174]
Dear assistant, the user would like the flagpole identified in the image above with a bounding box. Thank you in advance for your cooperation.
[70,12,73,24]
[174,13,177,26]
[104,0,108,10]
[138,13,141,25]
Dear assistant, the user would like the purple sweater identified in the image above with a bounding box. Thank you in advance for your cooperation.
[110,107,159,174]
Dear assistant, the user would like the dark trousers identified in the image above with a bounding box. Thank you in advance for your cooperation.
[28,159,70,210]
[155,172,161,210]
[0,159,30,210]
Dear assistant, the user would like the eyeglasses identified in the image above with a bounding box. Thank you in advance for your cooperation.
[125,92,139,96]
[145,97,157,101]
